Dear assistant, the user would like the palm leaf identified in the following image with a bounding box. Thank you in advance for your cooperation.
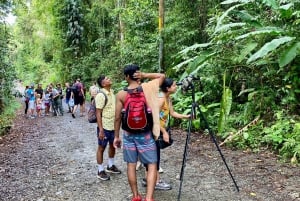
[247,36,295,63]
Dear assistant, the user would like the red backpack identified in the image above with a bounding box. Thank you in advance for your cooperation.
[121,86,153,133]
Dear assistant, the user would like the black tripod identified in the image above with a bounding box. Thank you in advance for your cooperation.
[177,83,239,201]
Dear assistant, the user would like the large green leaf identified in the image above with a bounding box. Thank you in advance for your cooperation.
[262,0,279,9]
[214,22,246,34]
[215,4,245,32]
[235,27,283,40]
[247,36,296,63]
[279,42,300,68]
[221,0,251,5]
[237,42,258,62]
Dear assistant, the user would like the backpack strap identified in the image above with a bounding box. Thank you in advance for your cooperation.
[97,90,108,109]
[124,86,143,94]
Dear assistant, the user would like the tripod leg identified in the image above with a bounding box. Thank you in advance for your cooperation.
[197,105,240,192]
[177,113,194,201]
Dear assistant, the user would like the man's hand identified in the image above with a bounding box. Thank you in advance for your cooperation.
[113,137,122,149]
[98,129,105,140]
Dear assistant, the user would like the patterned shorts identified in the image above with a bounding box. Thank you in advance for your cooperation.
[123,130,157,164]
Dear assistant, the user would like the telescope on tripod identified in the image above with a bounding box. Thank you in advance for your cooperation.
[176,74,239,201]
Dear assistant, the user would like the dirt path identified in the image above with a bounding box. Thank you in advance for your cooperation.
[0,100,299,201]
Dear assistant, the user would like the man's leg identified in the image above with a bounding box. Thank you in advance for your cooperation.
[106,142,121,174]
[97,145,110,180]
[145,163,157,200]
[127,162,139,198]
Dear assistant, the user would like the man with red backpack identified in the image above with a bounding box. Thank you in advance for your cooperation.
[114,64,165,201]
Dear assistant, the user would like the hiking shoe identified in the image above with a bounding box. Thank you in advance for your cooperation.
[141,178,147,187]
[158,167,164,173]
[155,180,172,190]
[131,195,142,201]
[97,170,110,181]
[106,165,121,174]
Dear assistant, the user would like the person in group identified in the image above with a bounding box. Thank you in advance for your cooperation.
[114,64,165,201]
[35,94,42,117]
[24,86,29,115]
[89,81,99,101]
[35,84,44,99]
[56,83,64,115]
[48,86,62,116]
[71,79,85,118]
[95,75,121,181]
[27,84,36,118]
[142,77,191,190]
[44,88,51,116]
[65,82,73,113]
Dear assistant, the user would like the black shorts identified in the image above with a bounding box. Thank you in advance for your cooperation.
[74,95,84,105]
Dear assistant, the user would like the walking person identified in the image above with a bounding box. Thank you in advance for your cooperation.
[95,75,121,181]
[65,82,73,113]
[71,79,85,118]
[114,64,165,201]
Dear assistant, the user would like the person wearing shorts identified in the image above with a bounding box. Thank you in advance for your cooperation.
[71,79,85,118]
[114,64,165,201]
[27,84,36,118]
[95,75,121,181]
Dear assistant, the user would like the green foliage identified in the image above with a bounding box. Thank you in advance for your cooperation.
[262,111,300,162]
[218,73,232,133]
[0,100,20,136]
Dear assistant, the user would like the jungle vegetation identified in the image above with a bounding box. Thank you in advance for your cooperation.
[0,0,299,164]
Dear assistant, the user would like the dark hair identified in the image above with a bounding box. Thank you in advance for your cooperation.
[97,75,105,88]
[160,78,174,92]
[124,64,140,81]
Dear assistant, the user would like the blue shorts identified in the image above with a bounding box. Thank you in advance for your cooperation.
[123,130,157,164]
[97,128,114,147]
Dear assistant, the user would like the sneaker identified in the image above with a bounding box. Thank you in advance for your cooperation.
[131,195,142,201]
[136,161,142,171]
[141,178,147,187]
[155,180,172,190]
[97,170,110,181]
[106,165,121,174]
[158,167,164,173]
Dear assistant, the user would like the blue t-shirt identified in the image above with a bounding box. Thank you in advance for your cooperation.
[27,88,35,101]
